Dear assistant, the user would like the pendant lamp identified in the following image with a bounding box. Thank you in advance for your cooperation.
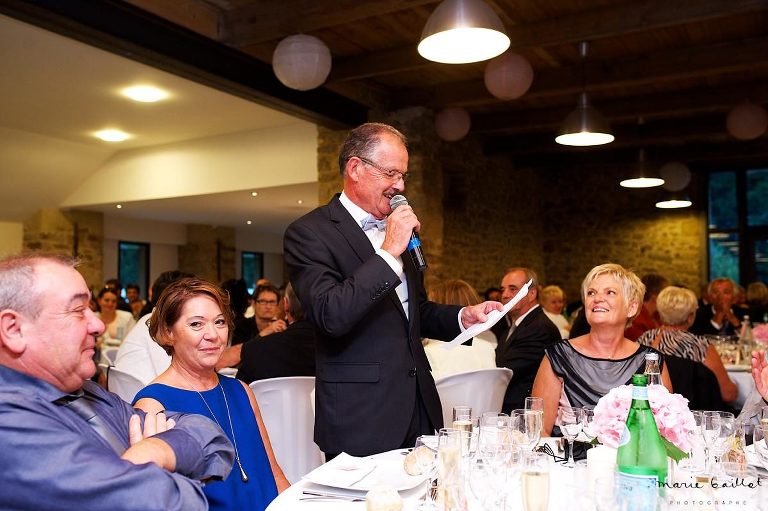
[620,149,664,188]
[418,0,509,64]
[555,42,613,146]
[656,197,692,209]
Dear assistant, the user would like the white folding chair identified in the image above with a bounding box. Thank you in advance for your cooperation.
[434,367,513,427]
[249,376,323,483]
[107,366,145,403]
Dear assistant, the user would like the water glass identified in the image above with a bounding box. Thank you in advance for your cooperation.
[414,435,438,510]
[752,423,768,470]
[437,429,462,486]
[701,410,721,474]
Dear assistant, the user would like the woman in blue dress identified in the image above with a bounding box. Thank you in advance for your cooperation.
[133,278,289,511]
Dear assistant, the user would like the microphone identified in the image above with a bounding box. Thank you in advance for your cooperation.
[389,194,428,271]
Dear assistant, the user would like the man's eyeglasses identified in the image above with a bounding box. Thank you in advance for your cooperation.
[255,300,278,306]
[356,156,409,182]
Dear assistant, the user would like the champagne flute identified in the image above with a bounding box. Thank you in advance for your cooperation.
[558,406,584,468]
[452,406,473,432]
[521,452,550,511]
[701,411,721,475]
[678,410,704,473]
[525,397,544,413]
[512,409,542,451]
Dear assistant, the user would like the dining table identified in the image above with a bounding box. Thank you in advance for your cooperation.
[265,438,767,511]
[727,363,756,409]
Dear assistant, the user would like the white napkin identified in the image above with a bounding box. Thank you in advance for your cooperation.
[304,452,377,488]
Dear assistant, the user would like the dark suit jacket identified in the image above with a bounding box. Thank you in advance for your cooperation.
[235,320,317,383]
[284,194,461,456]
[690,305,745,336]
[495,305,561,413]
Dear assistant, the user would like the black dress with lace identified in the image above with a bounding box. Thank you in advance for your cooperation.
[545,340,662,408]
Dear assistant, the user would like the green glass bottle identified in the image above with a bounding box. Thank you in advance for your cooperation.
[616,374,667,511]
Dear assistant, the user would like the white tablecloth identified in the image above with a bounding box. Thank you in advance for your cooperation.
[729,367,755,409]
[265,442,582,511]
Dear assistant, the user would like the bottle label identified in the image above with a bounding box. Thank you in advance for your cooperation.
[616,472,659,511]
[632,385,648,400]
[618,425,630,447]
[408,237,421,250]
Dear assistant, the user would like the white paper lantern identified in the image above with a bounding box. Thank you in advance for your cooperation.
[272,35,332,91]
[659,161,691,191]
[435,107,471,141]
[484,52,534,100]
[726,102,768,140]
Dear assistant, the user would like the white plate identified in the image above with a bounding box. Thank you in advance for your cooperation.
[303,454,425,492]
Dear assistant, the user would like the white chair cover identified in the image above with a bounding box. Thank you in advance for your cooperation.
[107,366,145,403]
[434,367,514,428]
[100,347,119,366]
[249,376,323,483]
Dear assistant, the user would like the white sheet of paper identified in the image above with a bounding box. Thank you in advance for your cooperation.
[441,279,532,350]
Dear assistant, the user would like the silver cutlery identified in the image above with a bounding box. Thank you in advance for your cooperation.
[300,490,365,502]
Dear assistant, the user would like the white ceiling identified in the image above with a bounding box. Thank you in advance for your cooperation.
[0,14,318,230]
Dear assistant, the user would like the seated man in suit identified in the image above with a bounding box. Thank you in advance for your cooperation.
[0,254,234,511]
[236,282,316,383]
[690,277,745,336]
[495,267,561,413]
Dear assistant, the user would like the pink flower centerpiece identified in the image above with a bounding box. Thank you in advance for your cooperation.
[753,323,768,345]
[592,384,696,458]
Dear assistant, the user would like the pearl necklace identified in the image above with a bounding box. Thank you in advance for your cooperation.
[181,373,249,483]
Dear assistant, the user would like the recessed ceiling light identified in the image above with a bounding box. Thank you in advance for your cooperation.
[251,192,258,197]
[95,129,130,142]
[116,204,122,209]
[246,220,253,225]
[297,199,303,205]
[121,85,169,103]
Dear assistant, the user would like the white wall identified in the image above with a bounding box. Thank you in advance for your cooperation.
[0,221,23,257]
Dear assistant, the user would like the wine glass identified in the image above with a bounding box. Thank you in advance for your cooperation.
[558,406,584,468]
[752,423,768,470]
[678,410,704,473]
[512,409,542,451]
[521,452,550,511]
[581,407,596,442]
[414,435,438,510]
[701,411,721,474]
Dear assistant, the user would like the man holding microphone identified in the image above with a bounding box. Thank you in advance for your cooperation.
[284,122,501,458]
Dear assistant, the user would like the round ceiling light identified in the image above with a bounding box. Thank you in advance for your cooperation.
[272,34,332,91]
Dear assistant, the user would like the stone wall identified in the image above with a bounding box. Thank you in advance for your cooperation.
[178,224,236,284]
[23,208,104,288]
[316,109,707,301]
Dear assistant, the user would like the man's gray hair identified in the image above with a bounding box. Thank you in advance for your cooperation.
[0,253,77,319]
[338,123,407,177]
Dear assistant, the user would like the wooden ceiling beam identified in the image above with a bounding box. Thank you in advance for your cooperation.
[327,0,767,81]
[483,115,738,156]
[473,83,768,134]
[221,0,435,47]
[398,37,768,108]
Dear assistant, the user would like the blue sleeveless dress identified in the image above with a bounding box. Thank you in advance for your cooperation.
[133,376,278,511]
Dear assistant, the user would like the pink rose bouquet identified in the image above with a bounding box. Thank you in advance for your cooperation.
[592,384,696,457]
[753,323,768,345]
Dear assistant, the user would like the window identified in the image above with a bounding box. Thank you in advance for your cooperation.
[707,169,768,284]
[241,251,264,295]
[118,241,149,299]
